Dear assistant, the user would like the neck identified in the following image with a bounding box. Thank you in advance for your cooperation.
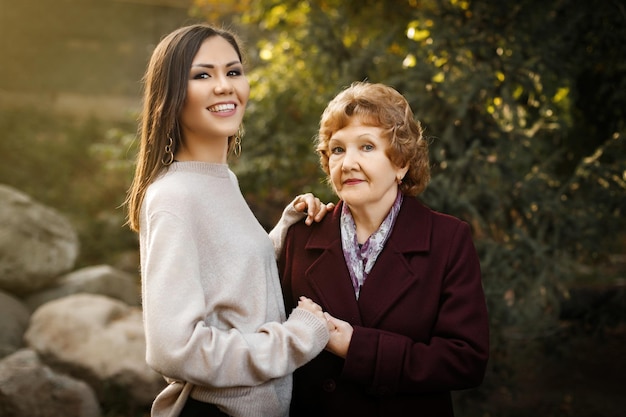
[346,189,399,244]
[348,207,388,244]
[176,137,229,164]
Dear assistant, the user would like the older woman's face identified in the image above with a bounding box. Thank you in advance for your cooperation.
[328,118,408,212]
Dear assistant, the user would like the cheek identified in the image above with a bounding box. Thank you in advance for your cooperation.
[238,80,251,104]
[328,161,342,189]
[182,89,200,115]
[179,101,192,124]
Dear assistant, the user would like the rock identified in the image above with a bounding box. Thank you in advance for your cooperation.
[0,184,79,295]
[0,290,30,359]
[24,293,164,408]
[23,264,141,311]
[0,348,101,417]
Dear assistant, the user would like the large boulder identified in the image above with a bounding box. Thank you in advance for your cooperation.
[23,264,141,311]
[0,184,79,295]
[0,290,30,359]
[0,348,101,417]
[24,293,164,408]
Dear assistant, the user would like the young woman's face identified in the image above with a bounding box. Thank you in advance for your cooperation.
[328,118,408,212]
[179,36,250,152]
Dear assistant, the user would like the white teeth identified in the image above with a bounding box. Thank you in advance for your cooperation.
[209,103,235,112]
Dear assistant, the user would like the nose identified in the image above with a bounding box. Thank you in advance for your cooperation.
[214,74,234,95]
[341,148,359,172]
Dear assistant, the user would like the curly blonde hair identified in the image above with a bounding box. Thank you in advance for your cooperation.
[316,81,430,197]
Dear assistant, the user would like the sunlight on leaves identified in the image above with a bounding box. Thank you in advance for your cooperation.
[402,54,417,68]
[553,87,569,103]
[432,71,445,83]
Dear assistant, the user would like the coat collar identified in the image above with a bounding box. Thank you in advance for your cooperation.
[305,197,433,252]
[302,197,434,326]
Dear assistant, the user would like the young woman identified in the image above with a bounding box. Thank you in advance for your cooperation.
[279,82,490,416]
[125,24,333,417]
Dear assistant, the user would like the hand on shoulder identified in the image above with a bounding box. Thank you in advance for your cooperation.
[292,193,335,225]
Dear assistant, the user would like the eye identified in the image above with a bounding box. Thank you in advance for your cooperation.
[362,143,374,151]
[193,72,210,80]
[227,68,244,76]
[330,146,344,155]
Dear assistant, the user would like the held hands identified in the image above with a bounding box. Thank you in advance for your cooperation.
[292,193,335,225]
[323,312,353,359]
[297,296,353,359]
[297,296,328,324]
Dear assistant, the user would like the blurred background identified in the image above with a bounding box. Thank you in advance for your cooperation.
[1,0,624,416]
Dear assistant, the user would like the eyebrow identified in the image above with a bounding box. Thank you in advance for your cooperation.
[330,133,377,141]
[191,61,241,69]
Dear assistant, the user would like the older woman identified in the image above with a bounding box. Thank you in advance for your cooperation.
[278,82,489,417]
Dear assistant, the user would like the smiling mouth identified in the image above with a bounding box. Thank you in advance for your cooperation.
[208,103,236,112]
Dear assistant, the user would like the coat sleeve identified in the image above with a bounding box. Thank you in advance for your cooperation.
[341,221,489,394]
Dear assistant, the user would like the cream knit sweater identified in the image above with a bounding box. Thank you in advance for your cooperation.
[139,161,329,417]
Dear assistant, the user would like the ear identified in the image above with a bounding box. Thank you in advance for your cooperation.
[396,164,409,182]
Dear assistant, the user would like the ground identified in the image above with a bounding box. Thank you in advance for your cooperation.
[492,324,625,417]
[458,261,626,417]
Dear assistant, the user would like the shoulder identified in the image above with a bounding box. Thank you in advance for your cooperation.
[394,197,474,251]
[142,171,215,223]
[145,173,192,208]
[286,205,341,247]
[429,206,469,233]
[403,197,468,228]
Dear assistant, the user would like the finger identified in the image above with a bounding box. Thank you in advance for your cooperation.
[294,201,306,212]
[314,206,328,221]
[315,202,335,221]
[324,314,345,329]
[326,320,336,331]
[323,313,337,329]
[307,198,320,216]
[324,312,336,323]
[307,208,319,225]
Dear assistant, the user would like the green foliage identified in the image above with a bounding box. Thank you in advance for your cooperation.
[0,107,138,268]
[195,0,626,410]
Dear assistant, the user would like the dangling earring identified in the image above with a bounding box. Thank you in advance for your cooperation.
[233,135,242,157]
[162,134,174,166]
[233,125,244,157]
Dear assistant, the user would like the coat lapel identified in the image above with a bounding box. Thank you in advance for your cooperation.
[300,198,433,328]
[302,205,363,325]
[356,198,433,327]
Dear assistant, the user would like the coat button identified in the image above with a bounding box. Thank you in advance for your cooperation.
[322,379,336,392]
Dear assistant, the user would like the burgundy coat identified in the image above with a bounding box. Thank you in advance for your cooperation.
[279,197,489,417]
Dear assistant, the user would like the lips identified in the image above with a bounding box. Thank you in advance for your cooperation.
[343,178,364,185]
[208,103,236,112]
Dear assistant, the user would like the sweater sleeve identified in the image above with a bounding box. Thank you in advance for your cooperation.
[268,202,306,260]
[141,209,329,389]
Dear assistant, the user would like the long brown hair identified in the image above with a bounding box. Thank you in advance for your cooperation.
[125,24,244,232]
